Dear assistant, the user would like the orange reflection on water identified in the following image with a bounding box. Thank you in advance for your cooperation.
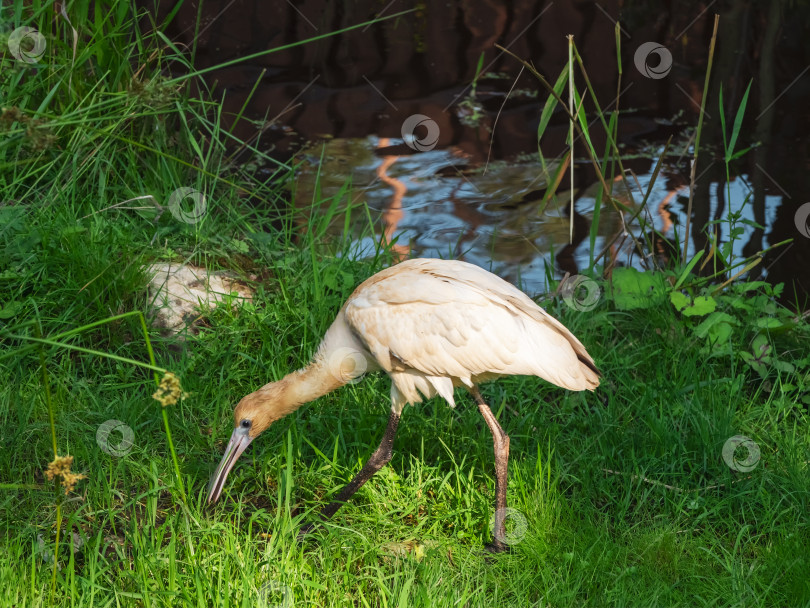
[376,138,411,261]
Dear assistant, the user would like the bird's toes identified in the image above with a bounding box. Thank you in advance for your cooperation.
[483,540,512,555]
[296,522,319,541]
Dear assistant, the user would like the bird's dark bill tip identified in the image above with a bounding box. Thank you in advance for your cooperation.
[207,426,252,505]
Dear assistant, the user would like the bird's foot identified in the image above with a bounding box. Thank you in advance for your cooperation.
[483,540,512,554]
[296,522,320,542]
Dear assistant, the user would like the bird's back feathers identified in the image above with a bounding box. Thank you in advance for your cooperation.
[318,258,600,412]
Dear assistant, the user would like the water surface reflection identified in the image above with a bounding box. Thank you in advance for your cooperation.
[152,0,810,305]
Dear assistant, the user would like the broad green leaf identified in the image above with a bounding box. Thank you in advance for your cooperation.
[751,333,770,357]
[669,292,716,316]
[610,267,668,310]
[670,291,691,312]
[228,238,250,254]
[755,317,785,329]
[0,301,22,319]
[732,280,772,294]
[740,351,768,377]
[705,321,734,345]
[772,360,796,374]
[693,311,736,343]
[684,295,716,317]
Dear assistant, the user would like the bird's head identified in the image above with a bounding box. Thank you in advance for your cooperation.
[206,385,281,504]
[206,360,346,505]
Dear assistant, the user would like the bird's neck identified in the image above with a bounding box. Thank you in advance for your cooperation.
[251,355,347,426]
[250,314,366,426]
[283,357,347,410]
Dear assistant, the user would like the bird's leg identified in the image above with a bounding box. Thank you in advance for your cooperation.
[299,409,401,537]
[472,387,511,553]
[320,409,400,518]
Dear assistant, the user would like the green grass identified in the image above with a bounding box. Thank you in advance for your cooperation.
[1,3,809,607]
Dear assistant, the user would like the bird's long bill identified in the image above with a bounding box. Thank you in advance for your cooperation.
[207,426,252,504]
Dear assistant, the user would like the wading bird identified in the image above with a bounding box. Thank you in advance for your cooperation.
[208,258,600,552]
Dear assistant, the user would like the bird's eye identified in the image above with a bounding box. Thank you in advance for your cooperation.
[240,419,251,429]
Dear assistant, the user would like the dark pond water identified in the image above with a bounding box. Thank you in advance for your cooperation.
[152,0,810,306]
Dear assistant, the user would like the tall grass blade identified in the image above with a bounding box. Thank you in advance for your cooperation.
[727,79,753,162]
[683,14,720,261]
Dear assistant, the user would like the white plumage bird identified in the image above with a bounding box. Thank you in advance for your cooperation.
[208,258,600,552]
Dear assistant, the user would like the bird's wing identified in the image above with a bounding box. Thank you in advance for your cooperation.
[343,259,599,409]
[420,259,599,373]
